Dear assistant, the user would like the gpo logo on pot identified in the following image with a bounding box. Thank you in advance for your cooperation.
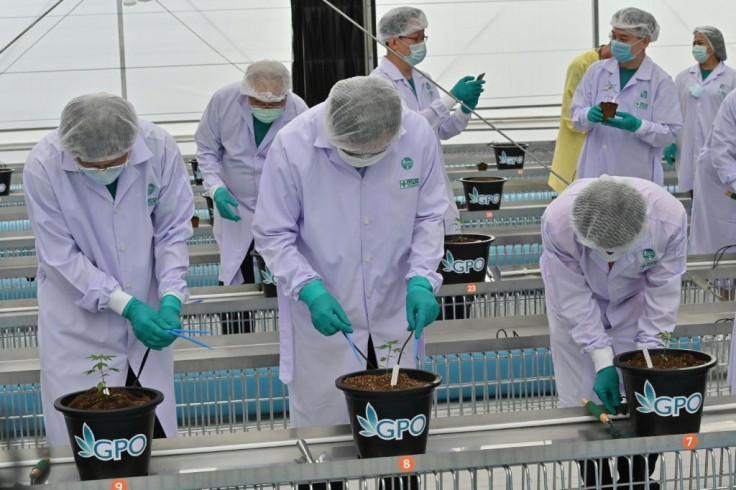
[74,422,147,461]
[357,403,426,440]
[441,250,485,274]
[468,187,501,206]
[635,380,702,417]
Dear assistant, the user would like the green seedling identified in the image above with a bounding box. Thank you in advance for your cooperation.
[83,354,120,395]
[377,340,402,369]
[657,331,674,360]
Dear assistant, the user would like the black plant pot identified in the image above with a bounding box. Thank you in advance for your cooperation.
[188,158,203,185]
[613,349,716,437]
[54,387,163,481]
[336,369,441,459]
[459,177,507,211]
[440,234,495,284]
[251,250,277,298]
[0,169,13,196]
[490,142,528,169]
[204,195,215,225]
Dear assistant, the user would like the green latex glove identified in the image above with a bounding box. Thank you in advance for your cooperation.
[663,143,677,166]
[213,187,241,222]
[593,366,622,414]
[122,298,175,350]
[451,76,485,106]
[587,105,604,123]
[159,295,182,330]
[405,277,440,339]
[602,111,643,132]
[299,280,352,336]
[460,90,482,114]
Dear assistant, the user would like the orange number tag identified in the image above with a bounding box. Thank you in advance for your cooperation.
[682,434,698,450]
[485,211,493,218]
[398,456,415,472]
[466,283,477,294]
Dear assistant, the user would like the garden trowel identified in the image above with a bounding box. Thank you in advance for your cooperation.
[582,398,623,439]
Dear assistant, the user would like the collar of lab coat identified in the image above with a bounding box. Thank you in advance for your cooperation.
[378,56,421,83]
[688,61,726,83]
[587,226,652,274]
[60,133,152,172]
[603,56,655,90]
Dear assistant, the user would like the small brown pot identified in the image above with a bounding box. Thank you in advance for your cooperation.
[191,215,200,228]
[476,162,488,171]
[600,102,618,122]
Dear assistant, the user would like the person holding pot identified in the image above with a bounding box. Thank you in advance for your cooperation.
[668,27,736,197]
[252,76,446,428]
[24,93,194,446]
[540,175,687,489]
[548,43,612,193]
[571,7,682,185]
[195,60,308,333]
[371,6,485,235]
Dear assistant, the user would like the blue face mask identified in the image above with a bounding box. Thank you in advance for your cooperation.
[251,106,284,124]
[402,41,427,66]
[611,39,643,63]
[692,45,710,64]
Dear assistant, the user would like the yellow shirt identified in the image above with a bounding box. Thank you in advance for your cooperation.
[548,49,600,193]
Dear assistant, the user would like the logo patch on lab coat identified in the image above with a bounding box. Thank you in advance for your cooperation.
[639,248,658,271]
[634,100,648,110]
[640,90,648,99]
[719,83,728,97]
[148,183,156,195]
[401,157,414,170]
[424,82,434,98]
[400,178,419,189]
[147,183,158,205]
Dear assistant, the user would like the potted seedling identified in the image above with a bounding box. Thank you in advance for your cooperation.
[54,354,163,481]
[0,162,12,196]
[191,214,200,228]
[476,162,488,171]
[459,175,509,211]
[613,332,716,438]
[440,217,495,285]
[599,82,618,122]
[335,339,441,459]
[489,142,529,170]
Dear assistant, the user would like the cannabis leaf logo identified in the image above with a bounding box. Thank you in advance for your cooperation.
[498,151,509,164]
[468,187,481,204]
[441,250,455,272]
[357,403,379,437]
[74,423,96,458]
[261,267,277,285]
[635,380,657,414]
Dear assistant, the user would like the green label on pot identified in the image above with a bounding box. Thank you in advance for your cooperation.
[441,250,485,274]
[357,402,426,440]
[74,422,147,461]
[635,380,702,417]
[468,187,501,206]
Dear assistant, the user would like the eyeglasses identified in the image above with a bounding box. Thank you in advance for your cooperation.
[75,155,129,172]
[249,98,287,109]
[399,35,428,44]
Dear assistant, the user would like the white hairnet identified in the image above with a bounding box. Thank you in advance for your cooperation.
[59,93,138,162]
[610,7,660,42]
[571,177,648,252]
[240,60,291,103]
[377,6,428,45]
[324,76,402,153]
[695,26,727,61]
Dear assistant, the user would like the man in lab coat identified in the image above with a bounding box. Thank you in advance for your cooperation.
[371,6,485,234]
[571,7,682,185]
[548,44,611,193]
[196,60,308,333]
[25,93,194,446]
[540,175,686,488]
[252,76,446,428]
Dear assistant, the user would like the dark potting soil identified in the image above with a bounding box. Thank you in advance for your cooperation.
[343,372,430,390]
[445,235,482,244]
[465,177,503,182]
[624,352,708,369]
[68,387,153,410]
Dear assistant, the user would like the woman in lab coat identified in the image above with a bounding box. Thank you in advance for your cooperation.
[571,7,682,185]
[252,77,446,428]
[670,26,736,195]
[195,61,308,288]
[24,93,194,446]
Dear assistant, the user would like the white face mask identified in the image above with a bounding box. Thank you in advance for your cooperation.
[338,148,388,168]
[592,247,628,262]
[76,160,128,186]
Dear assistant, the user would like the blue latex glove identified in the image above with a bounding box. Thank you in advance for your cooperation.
[593,366,622,414]
[451,76,486,107]
[213,187,241,222]
[663,143,677,166]
[406,277,440,339]
[122,298,175,350]
[602,111,643,133]
[299,280,352,336]
[158,295,182,330]
[586,105,604,123]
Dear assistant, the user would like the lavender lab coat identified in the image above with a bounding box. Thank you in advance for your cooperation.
[252,105,447,428]
[674,62,736,192]
[571,57,682,184]
[24,121,194,446]
[371,57,467,233]
[540,177,687,409]
[195,83,308,284]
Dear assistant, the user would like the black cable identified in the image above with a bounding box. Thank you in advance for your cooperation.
[711,244,736,269]
[342,332,378,370]
[129,348,151,388]
[395,331,414,367]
